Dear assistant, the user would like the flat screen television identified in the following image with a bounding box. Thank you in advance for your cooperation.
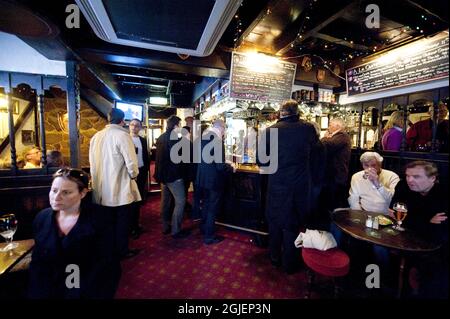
[115,101,143,121]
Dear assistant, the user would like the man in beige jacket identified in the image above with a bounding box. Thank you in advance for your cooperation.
[89,108,141,259]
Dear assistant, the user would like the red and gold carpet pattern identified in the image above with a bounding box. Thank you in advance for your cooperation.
[115,194,312,299]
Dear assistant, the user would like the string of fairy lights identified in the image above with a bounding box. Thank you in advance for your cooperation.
[231,0,441,76]
[198,0,444,121]
[232,1,244,49]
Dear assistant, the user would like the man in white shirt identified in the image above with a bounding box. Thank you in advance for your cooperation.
[23,146,42,169]
[348,151,400,214]
[89,108,141,259]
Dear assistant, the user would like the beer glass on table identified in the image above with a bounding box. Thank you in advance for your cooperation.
[392,202,407,231]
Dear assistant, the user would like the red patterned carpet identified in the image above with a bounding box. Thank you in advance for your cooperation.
[115,193,312,299]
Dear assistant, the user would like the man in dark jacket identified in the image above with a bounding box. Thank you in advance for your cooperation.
[196,119,234,245]
[129,118,150,238]
[181,124,198,218]
[307,121,327,230]
[154,115,189,238]
[258,100,318,273]
[380,161,448,298]
[321,117,351,211]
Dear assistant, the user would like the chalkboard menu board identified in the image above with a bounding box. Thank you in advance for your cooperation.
[230,52,297,102]
[346,32,449,96]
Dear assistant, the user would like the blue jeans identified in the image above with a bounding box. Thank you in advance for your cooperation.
[161,179,186,235]
[330,223,345,246]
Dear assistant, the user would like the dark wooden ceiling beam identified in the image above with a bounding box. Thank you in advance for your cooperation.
[76,48,230,79]
[111,73,168,82]
[78,64,122,101]
[271,6,309,54]
[108,66,200,84]
[314,32,370,50]
[276,0,357,55]
[112,73,169,86]
[120,81,167,89]
[405,0,447,23]
[234,0,282,49]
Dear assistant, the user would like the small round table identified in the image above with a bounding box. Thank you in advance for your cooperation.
[332,209,441,298]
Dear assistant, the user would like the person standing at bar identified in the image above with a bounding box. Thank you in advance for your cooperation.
[154,115,189,239]
[129,118,150,239]
[196,119,234,245]
[182,116,196,217]
[307,121,327,230]
[258,100,318,273]
[89,108,141,259]
[321,118,351,211]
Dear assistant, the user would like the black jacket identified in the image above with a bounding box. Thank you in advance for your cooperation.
[321,131,351,186]
[258,115,318,230]
[390,180,448,245]
[183,136,198,183]
[195,131,233,191]
[28,205,121,299]
[138,136,150,170]
[154,129,184,184]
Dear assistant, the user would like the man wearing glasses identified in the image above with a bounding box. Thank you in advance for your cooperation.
[23,146,42,169]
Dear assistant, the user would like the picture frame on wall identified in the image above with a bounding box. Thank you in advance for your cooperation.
[21,130,35,145]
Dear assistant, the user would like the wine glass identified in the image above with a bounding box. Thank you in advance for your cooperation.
[392,202,408,231]
[0,213,18,252]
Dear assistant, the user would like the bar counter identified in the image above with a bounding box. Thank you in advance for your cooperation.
[219,163,268,245]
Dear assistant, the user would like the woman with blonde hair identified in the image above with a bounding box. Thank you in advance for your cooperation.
[382,111,404,151]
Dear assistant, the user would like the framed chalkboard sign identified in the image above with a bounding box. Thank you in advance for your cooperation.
[346,32,449,96]
[229,52,297,103]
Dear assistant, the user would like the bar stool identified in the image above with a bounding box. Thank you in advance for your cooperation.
[302,247,350,298]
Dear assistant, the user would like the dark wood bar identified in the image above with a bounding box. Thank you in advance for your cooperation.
[221,166,268,238]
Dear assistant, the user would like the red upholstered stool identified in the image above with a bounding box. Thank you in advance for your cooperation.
[302,247,350,298]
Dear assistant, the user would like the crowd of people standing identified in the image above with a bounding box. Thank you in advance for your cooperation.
[26,100,448,299]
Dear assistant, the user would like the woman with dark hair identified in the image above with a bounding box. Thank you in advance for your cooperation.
[28,168,121,299]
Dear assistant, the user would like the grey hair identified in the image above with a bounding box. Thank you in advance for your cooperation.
[330,117,345,129]
[280,99,299,118]
[360,151,383,164]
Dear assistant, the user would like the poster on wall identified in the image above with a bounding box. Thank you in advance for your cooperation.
[21,130,35,145]
[229,52,297,103]
[346,31,449,96]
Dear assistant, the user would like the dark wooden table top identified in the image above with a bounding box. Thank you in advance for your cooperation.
[0,239,34,276]
[332,209,440,252]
